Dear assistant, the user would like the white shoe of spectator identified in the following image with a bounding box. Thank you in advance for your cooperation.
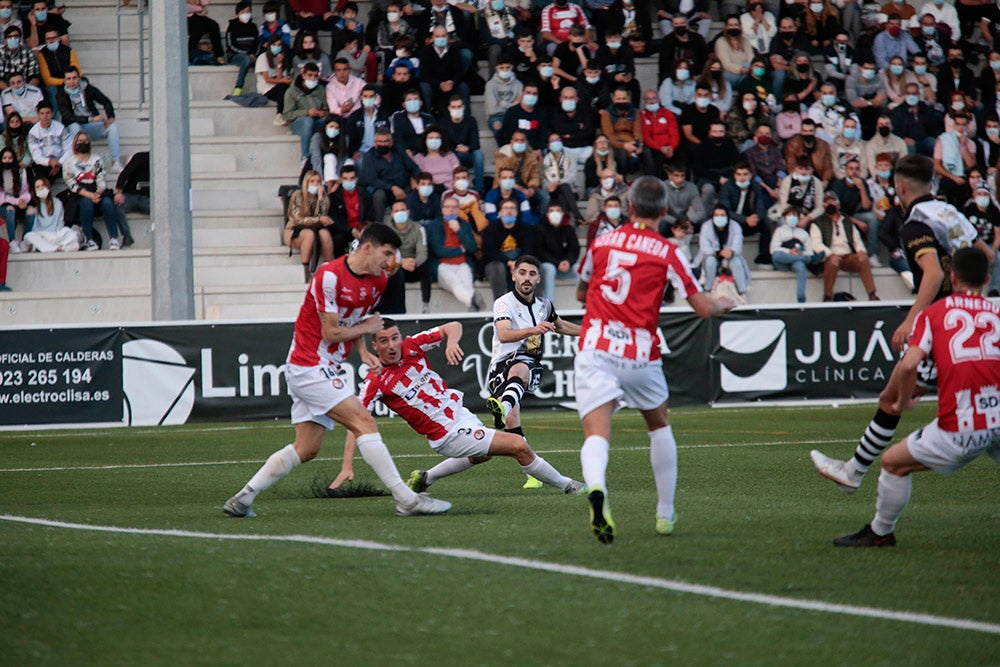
[108,238,120,251]
[868,255,881,268]
[111,160,124,172]
[85,239,99,251]
[274,114,288,126]
[8,240,21,253]
[71,225,85,245]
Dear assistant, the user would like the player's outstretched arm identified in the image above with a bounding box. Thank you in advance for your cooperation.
[554,317,581,336]
[495,318,555,343]
[320,311,384,344]
[438,321,465,365]
[329,432,357,490]
[687,291,735,318]
[889,346,924,414]
[575,279,588,304]
[893,251,943,351]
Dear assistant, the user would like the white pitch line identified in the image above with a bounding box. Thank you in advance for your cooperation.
[0,439,849,473]
[1,514,997,636]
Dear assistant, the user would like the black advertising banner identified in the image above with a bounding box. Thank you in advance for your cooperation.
[0,327,121,426]
[711,304,910,403]
[0,304,917,428]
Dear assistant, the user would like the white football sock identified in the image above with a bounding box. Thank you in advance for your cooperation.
[520,454,573,490]
[355,432,417,505]
[236,444,301,504]
[425,457,476,485]
[580,435,609,492]
[871,469,912,536]
[649,425,678,520]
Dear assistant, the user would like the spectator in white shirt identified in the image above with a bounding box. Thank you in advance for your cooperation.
[27,99,67,180]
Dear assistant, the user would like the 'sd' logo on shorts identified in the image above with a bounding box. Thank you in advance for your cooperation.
[331,378,344,389]
[718,320,787,392]
[474,429,485,440]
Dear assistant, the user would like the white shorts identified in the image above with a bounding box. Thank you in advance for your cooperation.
[428,408,496,459]
[574,349,668,419]
[285,364,355,430]
[905,418,1000,474]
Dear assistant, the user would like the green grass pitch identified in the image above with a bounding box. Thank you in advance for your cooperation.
[1,403,998,665]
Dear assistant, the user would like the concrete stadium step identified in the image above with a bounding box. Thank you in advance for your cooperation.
[74,33,146,63]
[746,268,913,304]
[190,65,257,101]
[0,287,152,325]
[193,248,302,287]
[193,208,285,248]
[188,101,290,137]
[189,134,301,172]
[6,249,149,294]
[191,172,299,209]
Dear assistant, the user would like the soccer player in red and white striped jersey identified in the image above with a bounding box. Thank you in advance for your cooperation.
[333,319,581,494]
[223,224,452,519]
[833,247,1000,546]
[575,176,734,544]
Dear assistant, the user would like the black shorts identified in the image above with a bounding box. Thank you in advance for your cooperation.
[487,356,543,397]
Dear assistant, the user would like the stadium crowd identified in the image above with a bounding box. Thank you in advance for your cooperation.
[0,0,146,292]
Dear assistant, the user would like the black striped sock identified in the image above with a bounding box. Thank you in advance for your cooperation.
[500,377,525,413]
[853,409,900,468]
[505,426,524,436]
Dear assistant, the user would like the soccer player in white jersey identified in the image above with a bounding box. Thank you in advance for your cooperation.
[811,154,994,494]
[576,176,734,544]
[832,247,1000,546]
[484,255,581,489]
[330,318,583,494]
[223,225,452,518]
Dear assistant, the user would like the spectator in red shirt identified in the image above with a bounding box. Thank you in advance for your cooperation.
[639,88,679,178]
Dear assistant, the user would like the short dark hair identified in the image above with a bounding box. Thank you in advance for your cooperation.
[894,153,933,186]
[515,255,540,270]
[340,164,357,177]
[629,176,668,219]
[496,53,512,66]
[64,65,80,77]
[417,170,433,182]
[301,62,320,74]
[333,57,351,67]
[361,83,377,95]
[3,25,20,38]
[801,117,817,128]
[605,195,621,205]
[381,317,398,330]
[794,155,812,169]
[951,247,990,288]
[235,1,251,13]
[342,1,359,11]
[359,222,401,249]
[36,99,52,113]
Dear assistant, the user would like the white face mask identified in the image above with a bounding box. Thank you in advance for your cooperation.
[387,11,400,22]
[713,215,728,228]
[238,12,252,23]
[395,49,408,58]
[36,187,49,199]
[606,206,621,220]
[602,177,616,190]
[418,184,434,198]
[453,178,469,192]
[264,12,277,21]
[547,210,563,225]
[976,195,991,209]
[304,78,318,90]
[449,107,464,120]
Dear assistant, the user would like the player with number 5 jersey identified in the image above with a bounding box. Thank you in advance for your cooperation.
[575,176,735,544]
[831,247,1000,547]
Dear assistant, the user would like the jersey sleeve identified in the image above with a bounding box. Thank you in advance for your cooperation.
[546,302,558,324]
[358,372,382,411]
[408,328,443,352]
[493,295,512,322]
[579,246,595,282]
[315,268,339,314]
[900,220,939,264]
[666,248,702,299]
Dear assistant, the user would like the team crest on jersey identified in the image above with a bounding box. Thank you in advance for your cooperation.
[331,378,344,389]
[496,300,509,314]
[359,287,368,300]
[473,429,485,440]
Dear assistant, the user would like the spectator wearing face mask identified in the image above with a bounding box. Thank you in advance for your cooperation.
[484,54,522,143]
[283,62,328,160]
[405,171,442,224]
[494,129,545,217]
[481,196,533,300]
[657,16,708,84]
[845,59,888,140]
[541,133,584,224]
[345,85,389,157]
[499,84,549,151]
[390,90,435,156]
[61,130,122,251]
[934,111,976,206]
[810,189,879,301]
[0,25,38,87]
[639,89,679,179]
[484,165,535,226]
[284,169,334,281]
[714,15,754,87]
[256,35,293,122]
[225,1,258,96]
[258,1,292,50]
[784,118,834,183]
[769,206,820,303]
[595,27,639,105]
[961,184,1000,296]
[697,205,750,297]
[657,57,696,115]
[379,199,432,314]
[717,159,772,265]
[412,127,459,190]
[21,175,77,253]
[776,155,825,224]
[428,195,481,310]
[327,163,372,258]
[1,71,42,126]
[37,26,77,112]
[360,128,420,223]
[587,194,627,248]
[871,14,920,71]
[56,66,121,170]
[438,94,483,194]
[598,85,642,175]
[889,82,942,157]
[585,166,628,224]
[479,0,518,76]
[310,115,350,190]
[534,203,579,300]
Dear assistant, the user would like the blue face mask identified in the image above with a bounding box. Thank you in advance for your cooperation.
[426,137,442,151]
[270,44,282,55]
[522,93,538,107]
[35,10,46,21]
[418,184,433,197]
[392,210,409,224]
[46,41,58,52]
[822,94,835,107]
[325,127,339,139]
[876,169,892,179]
[11,84,24,95]
[889,64,904,76]
[905,94,919,106]
[921,25,935,36]
[0,8,11,18]
[500,214,517,225]
[491,0,505,9]
[500,178,515,190]
[735,179,750,189]
[63,84,78,94]
[5,37,17,49]
[405,99,421,113]
[561,99,577,113]
[433,37,448,49]
[512,142,527,154]
[913,64,927,75]
[307,184,319,195]
[341,179,357,192]
[549,140,563,153]
[842,127,857,141]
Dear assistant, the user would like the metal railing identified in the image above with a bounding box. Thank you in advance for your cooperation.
[116,0,147,113]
